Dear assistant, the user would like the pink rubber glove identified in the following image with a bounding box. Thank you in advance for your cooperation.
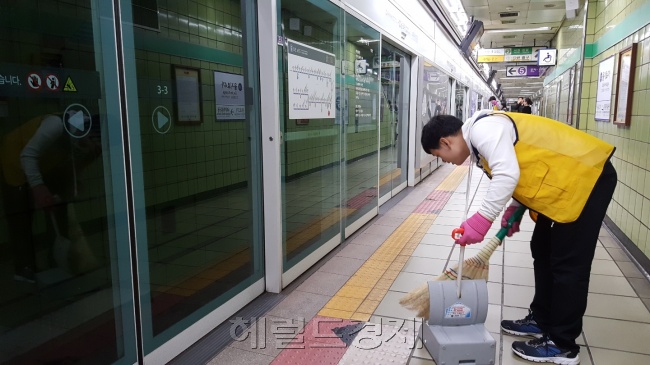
[456,212,492,245]
[501,204,522,237]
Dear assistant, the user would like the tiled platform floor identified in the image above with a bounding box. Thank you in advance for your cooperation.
[207,164,650,365]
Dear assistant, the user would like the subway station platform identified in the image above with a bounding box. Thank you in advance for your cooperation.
[206,163,650,365]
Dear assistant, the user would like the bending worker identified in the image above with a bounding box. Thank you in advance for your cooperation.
[1,112,101,283]
[420,110,616,365]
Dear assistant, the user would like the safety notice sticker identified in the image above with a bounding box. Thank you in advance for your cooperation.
[444,302,472,319]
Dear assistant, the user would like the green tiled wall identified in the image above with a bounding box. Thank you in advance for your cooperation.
[135,0,247,207]
[580,0,650,256]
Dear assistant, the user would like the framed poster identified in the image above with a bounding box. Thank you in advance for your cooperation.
[173,65,202,125]
[214,71,245,121]
[614,43,637,126]
[595,55,615,121]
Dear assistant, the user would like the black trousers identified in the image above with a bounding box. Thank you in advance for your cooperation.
[529,160,617,351]
[1,180,69,273]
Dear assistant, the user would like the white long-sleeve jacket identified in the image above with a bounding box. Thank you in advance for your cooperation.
[462,110,521,222]
[20,115,65,187]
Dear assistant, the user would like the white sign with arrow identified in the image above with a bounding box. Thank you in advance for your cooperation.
[506,66,542,77]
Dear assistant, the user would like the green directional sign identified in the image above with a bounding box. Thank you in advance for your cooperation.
[504,47,542,62]
[509,47,533,55]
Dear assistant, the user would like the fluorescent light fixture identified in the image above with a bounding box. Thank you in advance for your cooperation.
[485,26,551,33]
[356,37,379,44]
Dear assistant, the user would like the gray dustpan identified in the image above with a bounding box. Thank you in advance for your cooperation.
[419,168,496,365]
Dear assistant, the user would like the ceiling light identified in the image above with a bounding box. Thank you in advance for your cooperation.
[356,37,379,44]
[485,26,551,33]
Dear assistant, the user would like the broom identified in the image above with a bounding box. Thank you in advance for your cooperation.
[399,206,527,319]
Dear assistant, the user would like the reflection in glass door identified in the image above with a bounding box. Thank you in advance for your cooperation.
[469,90,478,116]
[455,82,466,121]
[379,42,410,201]
[0,1,136,363]
[120,0,264,357]
[415,62,449,181]
[277,0,343,273]
[343,15,380,236]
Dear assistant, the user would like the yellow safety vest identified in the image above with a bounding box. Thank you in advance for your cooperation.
[1,115,69,187]
[473,112,615,223]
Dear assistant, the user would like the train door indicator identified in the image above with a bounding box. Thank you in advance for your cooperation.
[152,106,172,134]
[63,103,92,138]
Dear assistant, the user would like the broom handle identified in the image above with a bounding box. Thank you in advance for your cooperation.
[442,164,473,274]
[452,207,526,298]
[456,161,473,298]
[49,212,61,238]
[496,205,528,242]
[457,244,465,298]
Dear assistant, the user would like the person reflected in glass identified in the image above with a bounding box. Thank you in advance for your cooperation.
[0,112,101,283]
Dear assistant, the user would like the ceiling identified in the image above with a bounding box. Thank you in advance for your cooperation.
[459,0,569,101]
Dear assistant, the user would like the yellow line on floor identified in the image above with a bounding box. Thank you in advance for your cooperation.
[318,165,469,320]
[436,165,468,191]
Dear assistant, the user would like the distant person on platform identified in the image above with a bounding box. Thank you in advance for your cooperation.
[488,96,500,110]
[516,96,525,112]
[0,112,101,283]
[522,98,532,114]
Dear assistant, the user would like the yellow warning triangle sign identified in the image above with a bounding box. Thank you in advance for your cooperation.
[63,77,77,92]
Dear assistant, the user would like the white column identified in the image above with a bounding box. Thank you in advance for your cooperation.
[257,0,283,293]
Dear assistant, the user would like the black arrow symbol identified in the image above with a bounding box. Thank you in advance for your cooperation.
[508,68,516,75]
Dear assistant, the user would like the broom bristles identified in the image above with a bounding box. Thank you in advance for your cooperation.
[399,236,501,319]
[398,283,430,318]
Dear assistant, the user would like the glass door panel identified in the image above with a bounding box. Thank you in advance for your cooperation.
[0,1,136,363]
[343,15,380,235]
[455,82,466,121]
[379,41,410,200]
[469,90,478,116]
[278,0,343,271]
[119,0,264,353]
[417,62,449,174]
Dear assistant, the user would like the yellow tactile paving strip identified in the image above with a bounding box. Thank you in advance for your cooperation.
[436,165,468,191]
[318,165,469,321]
